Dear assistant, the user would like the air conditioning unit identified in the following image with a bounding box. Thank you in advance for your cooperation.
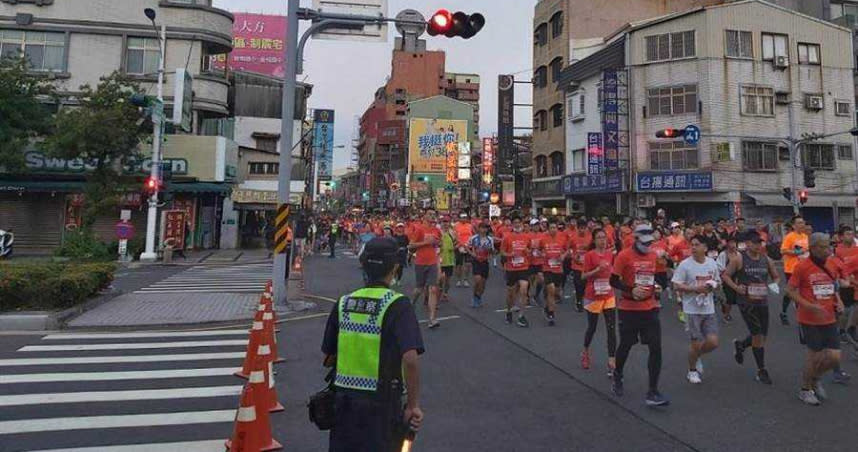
[805,94,824,110]
[637,194,656,208]
[775,91,791,105]
[774,55,789,69]
[568,201,585,214]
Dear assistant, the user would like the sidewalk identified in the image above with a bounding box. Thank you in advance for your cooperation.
[166,248,273,266]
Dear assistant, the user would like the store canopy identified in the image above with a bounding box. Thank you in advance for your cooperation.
[0,180,85,192]
[167,182,232,194]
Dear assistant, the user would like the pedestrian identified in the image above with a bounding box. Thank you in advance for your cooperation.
[540,219,568,326]
[408,209,442,329]
[329,220,339,258]
[717,236,741,323]
[610,224,669,406]
[321,237,424,451]
[787,233,846,405]
[580,228,616,374]
[780,215,810,326]
[467,222,494,308]
[528,219,546,306]
[671,235,721,384]
[393,223,409,286]
[501,214,532,327]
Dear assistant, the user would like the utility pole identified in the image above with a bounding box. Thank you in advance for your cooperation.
[787,102,800,215]
[140,18,167,262]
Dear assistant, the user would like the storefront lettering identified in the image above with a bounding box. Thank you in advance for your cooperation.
[23,151,188,175]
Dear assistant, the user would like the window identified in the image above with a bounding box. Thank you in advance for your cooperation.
[126,37,160,76]
[836,100,852,116]
[549,152,564,176]
[567,91,585,120]
[533,66,548,88]
[0,30,65,72]
[550,103,564,128]
[255,137,278,152]
[725,30,753,58]
[831,2,858,20]
[761,33,788,61]
[645,31,695,62]
[797,43,820,64]
[550,57,563,83]
[570,148,585,172]
[535,110,548,131]
[534,23,548,47]
[740,85,775,116]
[742,141,778,171]
[535,155,548,177]
[838,144,854,160]
[647,85,697,116]
[649,141,698,170]
[550,12,563,38]
[249,162,279,175]
[802,143,836,170]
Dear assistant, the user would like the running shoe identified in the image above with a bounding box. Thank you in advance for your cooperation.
[723,313,732,323]
[733,339,745,365]
[678,311,687,324]
[780,312,790,326]
[606,365,615,379]
[645,390,670,407]
[471,295,481,308]
[463,280,471,288]
[575,301,583,313]
[580,350,591,370]
[755,369,773,385]
[686,370,702,384]
[516,315,529,328]
[798,389,821,406]
[832,370,851,385]
[547,312,556,327]
[814,382,827,400]
[611,377,624,397]
[505,311,513,324]
[455,280,462,288]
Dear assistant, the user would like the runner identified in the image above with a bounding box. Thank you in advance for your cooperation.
[454,213,474,288]
[392,223,410,287]
[671,235,721,384]
[408,209,442,329]
[834,225,858,348]
[781,215,810,326]
[787,233,845,405]
[540,219,568,326]
[610,224,669,406]
[501,215,532,327]
[569,218,591,313]
[580,228,616,374]
[438,216,457,303]
[529,219,547,305]
[468,222,494,308]
[717,235,742,323]
[722,231,781,384]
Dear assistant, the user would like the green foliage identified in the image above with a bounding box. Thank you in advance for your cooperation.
[0,58,56,171]
[54,229,113,261]
[0,262,116,311]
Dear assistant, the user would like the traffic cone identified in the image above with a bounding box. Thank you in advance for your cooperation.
[225,384,282,452]
[235,319,265,379]
[249,354,284,413]
[262,311,284,364]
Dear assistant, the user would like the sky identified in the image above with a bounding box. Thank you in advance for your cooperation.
[214,0,536,171]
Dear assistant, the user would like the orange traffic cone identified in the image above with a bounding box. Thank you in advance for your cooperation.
[262,311,284,364]
[235,320,265,379]
[249,354,284,412]
[225,384,282,452]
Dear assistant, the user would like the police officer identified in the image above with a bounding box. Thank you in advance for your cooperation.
[322,237,425,451]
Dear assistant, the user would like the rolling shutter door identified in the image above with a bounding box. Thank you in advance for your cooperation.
[0,193,64,254]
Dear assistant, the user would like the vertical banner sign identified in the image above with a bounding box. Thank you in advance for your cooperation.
[457,141,471,181]
[163,210,187,250]
[446,142,459,183]
[213,13,287,78]
[408,119,468,173]
[502,181,515,206]
[314,109,335,181]
[497,75,515,175]
[587,132,604,175]
[482,138,494,185]
[601,70,619,170]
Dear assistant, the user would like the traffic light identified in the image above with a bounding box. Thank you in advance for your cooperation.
[655,128,681,138]
[130,93,155,127]
[782,187,792,201]
[799,189,809,205]
[143,176,162,197]
[803,168,816,188]
[426,10,485,39]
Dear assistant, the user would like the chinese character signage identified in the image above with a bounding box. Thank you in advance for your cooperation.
[446,142,459,183]
[482,138,494,185]
[601,70,619,170]
[562,173,623,195]
[587,132,603,175]
[636,172,713,192]
[314,109,335,181]
[162,210,187,250]
[457,141,471,181]
[213,13,286,78]
[408,119,468,173]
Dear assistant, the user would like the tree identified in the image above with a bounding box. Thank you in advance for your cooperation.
[43,72,151,227]
[0,58,56,171]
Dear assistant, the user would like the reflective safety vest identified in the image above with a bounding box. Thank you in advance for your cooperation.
[331,223,339,234]
[334,287,404,392]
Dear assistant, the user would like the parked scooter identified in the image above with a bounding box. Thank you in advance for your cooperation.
[0,229,13,259]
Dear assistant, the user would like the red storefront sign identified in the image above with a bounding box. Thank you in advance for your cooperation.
[163,210,187,249]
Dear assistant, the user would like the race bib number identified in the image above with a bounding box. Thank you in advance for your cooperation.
[812,283,835,299]
[548,258,562,268]
[635,273,655,287]
[738,243,747,251]
[594,279,611,295]
[748,283,768,299]
[511,256,525,266]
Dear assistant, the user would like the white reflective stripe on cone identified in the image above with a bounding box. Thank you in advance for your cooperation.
[249,370,265,384]
[236,406,256,422]
[257,345,271,356]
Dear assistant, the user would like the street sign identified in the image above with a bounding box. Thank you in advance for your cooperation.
[489,204,501,218]
[172,69,193,132]
[115,221,135,240]
[312,0,388,42]
[683,125,701,145]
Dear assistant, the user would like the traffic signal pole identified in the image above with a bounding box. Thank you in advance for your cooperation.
[140,22,167,262]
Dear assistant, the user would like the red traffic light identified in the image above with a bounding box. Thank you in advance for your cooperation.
[427,9,453,35]
[143,176,161,194]
[655,128,680,138]
[799,189,809,205]
[427,10,485,39]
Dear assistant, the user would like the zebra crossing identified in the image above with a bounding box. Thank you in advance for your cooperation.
[0,329,256,451]
[134,262,272,294]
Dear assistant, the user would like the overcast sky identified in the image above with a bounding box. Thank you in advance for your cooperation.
[214,0,536,171]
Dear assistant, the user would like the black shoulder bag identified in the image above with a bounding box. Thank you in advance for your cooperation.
[308,367,336,431]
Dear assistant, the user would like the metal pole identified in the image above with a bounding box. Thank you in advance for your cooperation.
[788,102,800,215]
[273,0,299,306]
[140,22,167,261]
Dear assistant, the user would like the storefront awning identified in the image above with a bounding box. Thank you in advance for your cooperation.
[745,193,793,207]
[0,180,85,192]
[167,183,232,194]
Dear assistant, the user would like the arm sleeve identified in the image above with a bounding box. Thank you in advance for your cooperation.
[321,303,339,355]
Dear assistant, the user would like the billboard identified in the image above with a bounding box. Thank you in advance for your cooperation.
[457,141,471,181]
[314,109,335,181]
[214,13,287,78]
[482,138,494,185]
[408,118,468,173]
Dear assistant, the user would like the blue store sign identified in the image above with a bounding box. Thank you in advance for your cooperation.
[636,171,713,192]
[563,173,623,195]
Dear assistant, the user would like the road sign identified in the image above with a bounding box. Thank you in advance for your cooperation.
[683,125,701,145]
[115,221,135,240]
[172,69,193,132]
[312,0,388,42]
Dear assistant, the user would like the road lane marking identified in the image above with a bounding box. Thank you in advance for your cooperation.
[29,439,227,452]
[133,289,263,294]
[494,306,536,313]
[18,340,247,352]
[0,410,235,434]
[43,331,249,340]
[0,385,242,406]
[0,352,245,367]
[0,367,238,384]
[419,315,461,323]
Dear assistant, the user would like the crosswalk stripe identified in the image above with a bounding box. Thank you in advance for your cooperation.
[29,440,227,452]
[0,385,242,406]
[19,340,247,352]
[0,352,245,367]
[0,410,235,434]
[138,283,267,287]
[0,367,239,384]
[43,330,249,340]
[133,289,263,294]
